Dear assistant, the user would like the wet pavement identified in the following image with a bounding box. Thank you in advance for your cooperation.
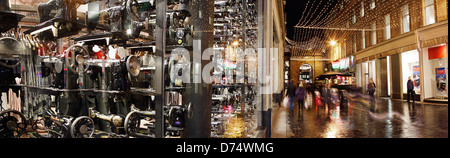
[273,95,448,138]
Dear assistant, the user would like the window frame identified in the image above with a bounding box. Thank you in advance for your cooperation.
[370,0,376,10]
[424,0,436,26]
[353,34,357,53]
[362,30,366,49]
[385,14,391,40]
[361,1,365,17]
[371,23,377,45]
[402,4,410,33]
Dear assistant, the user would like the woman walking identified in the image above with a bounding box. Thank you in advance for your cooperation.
[296,82,307,112]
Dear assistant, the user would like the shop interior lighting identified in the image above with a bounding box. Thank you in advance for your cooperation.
[30,25,54,36]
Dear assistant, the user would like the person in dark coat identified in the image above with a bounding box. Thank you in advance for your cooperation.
[367,78,376,100]
[286,80,297,112]
[407,76,415,103]
[296,83,307,112]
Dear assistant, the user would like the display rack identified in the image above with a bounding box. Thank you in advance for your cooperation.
[210,0,259,138]
[1,0,262,139]
[0,0,174,138]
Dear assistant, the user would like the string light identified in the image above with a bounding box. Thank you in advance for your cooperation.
[290,0,426,60]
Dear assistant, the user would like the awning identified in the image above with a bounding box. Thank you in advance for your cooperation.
[315,72,352,80]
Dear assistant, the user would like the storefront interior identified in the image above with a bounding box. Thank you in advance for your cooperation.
[0,0,277,138]
[422,44,448,102]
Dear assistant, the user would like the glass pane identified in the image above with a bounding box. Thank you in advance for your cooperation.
[385,15,391,39]
[403,15,410,33]
[361,1,365,17]
[402,5,409,15]
[425,0,434,6]
[362,30,365,49]
[426,6,436,25]
[372,23,377,45]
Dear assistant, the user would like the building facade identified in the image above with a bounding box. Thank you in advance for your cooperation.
[327,0,448,103]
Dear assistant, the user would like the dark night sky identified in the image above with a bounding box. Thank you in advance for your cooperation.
[285,0,307,41]
[285,0,337,42]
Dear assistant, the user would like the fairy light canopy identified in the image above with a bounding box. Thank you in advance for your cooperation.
[287,0,424,59]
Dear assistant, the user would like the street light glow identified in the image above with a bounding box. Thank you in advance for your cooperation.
[330,40,337,46]
[232,41,239,46]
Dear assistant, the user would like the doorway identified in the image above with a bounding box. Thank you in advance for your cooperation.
[299,64,313,83]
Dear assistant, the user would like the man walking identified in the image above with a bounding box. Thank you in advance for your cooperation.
[296,82,307,112]
[407,76,415,103]
[367,78,376,102]
[286,80,297,112]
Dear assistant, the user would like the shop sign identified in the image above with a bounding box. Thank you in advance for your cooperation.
[428,45,447,60]
[332,56,353,72]
[332,61,340,69]
[413,65,420,88]
[413,65,420,76]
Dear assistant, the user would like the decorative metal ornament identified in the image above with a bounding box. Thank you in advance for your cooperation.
[70,116,95,138]
[64,45,90,73]
[126,55,141,77]
[124,111,140,136]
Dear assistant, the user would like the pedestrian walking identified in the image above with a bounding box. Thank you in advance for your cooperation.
[367,78,376,101]
[314,90,323,106]
[407,76,415,103]
[286,80,297,112]
[296,82,307,112]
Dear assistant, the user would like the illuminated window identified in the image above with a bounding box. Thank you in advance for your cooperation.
[371,23,377,45]
[362,30,366,49]
[424,0,435,25]
[352,10,356,24]
[370,0,375,9]
[385,14,391,40]
[402,4,410,33]
[361,1,365,17]
[353,35,357,53]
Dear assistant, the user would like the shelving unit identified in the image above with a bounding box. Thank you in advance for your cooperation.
[1,0,264,139]
[0,0,171,138]
[210,0,259,138]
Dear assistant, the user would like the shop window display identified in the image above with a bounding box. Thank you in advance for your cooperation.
[401,50,420,94]
[211,0,259,138]
[0,0,262,138]
[422,44,448,100]
[356,63,361,87]
[368,59,376,89]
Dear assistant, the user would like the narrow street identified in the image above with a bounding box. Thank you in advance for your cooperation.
[272,96,448,138]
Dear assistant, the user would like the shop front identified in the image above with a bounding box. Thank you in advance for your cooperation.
[0,0,286,139]
[422,44,448,103]
[320,56,356,95]
[398,50,421,100]
[330,56,356,85]
[417,20,448,103]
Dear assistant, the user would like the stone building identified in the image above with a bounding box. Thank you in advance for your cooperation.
[326,0,448,103]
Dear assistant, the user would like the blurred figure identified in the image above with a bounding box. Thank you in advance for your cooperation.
[286,80,297,112]
[330,86,340,105]
[314,90,323,106]
[322,79,329,105]
[296,82,307,112]
[367,78,376,101]
[343,86,376,111]
[407,76,415,103]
